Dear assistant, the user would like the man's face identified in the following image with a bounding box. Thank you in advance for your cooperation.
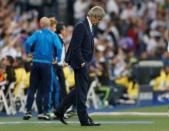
[61,26,66,37]
[91,16,102,25]
[50,24,56,32]
[2,57,9,66]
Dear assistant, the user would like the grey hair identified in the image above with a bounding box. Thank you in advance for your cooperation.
[87,6,106,19]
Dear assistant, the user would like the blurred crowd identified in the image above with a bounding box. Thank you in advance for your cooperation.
[1,0,169,111]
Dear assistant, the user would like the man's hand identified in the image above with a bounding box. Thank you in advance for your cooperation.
[62,62,68,66]
[52,60,58,65]
[25,53,32,61]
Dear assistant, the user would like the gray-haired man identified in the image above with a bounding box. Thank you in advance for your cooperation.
[54,6,105,126]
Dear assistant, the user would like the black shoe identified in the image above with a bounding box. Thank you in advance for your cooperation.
[82,117,101,126]
[23,112,32,120]
[54,111,67,125]
[81,122,101,126]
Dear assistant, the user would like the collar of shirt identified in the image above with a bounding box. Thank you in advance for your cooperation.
[41,28,50,32]
[87,16,93,33]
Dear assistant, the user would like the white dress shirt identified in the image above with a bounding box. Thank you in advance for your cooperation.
[87,16,93,33]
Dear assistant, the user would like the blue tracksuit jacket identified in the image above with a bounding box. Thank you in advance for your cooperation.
[25,28,62,63]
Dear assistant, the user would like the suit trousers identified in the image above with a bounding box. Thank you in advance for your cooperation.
[58,65,90,124]
[54,64,67,101]
[75,66,90,124]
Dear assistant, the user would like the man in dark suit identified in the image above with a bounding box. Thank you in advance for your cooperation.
[54,6,105,126]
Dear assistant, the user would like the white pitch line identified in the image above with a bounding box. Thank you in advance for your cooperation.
[0,120,154,126]
[90,112,169,116]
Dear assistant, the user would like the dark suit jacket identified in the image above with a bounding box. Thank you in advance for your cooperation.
[65,18,94,69]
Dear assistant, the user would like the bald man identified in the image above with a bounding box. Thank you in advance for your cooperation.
[23,17,62,120]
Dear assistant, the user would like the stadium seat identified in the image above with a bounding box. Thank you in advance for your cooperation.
[0,81,10,115]
[5,82,17,115]
[87,78,101,109]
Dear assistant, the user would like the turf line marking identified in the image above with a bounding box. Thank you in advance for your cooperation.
[0,120,154,125]
[90,112,169,116]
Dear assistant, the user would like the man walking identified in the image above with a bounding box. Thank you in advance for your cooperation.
[54,6,105,126]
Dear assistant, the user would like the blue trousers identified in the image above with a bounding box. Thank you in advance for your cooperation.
[26,62,52,114]
[51,66,60,110]
[36,65,60,113]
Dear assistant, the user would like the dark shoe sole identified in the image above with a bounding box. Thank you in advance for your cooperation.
[23,116,32,120]
[54,111,67,125]
[81,123,101,126]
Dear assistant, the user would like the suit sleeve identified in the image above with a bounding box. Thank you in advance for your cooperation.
[70,23,85,65]
[53,34,62,62]
[24,32,37,54]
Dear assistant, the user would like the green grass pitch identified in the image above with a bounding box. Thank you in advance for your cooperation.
[0,105,169,131]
